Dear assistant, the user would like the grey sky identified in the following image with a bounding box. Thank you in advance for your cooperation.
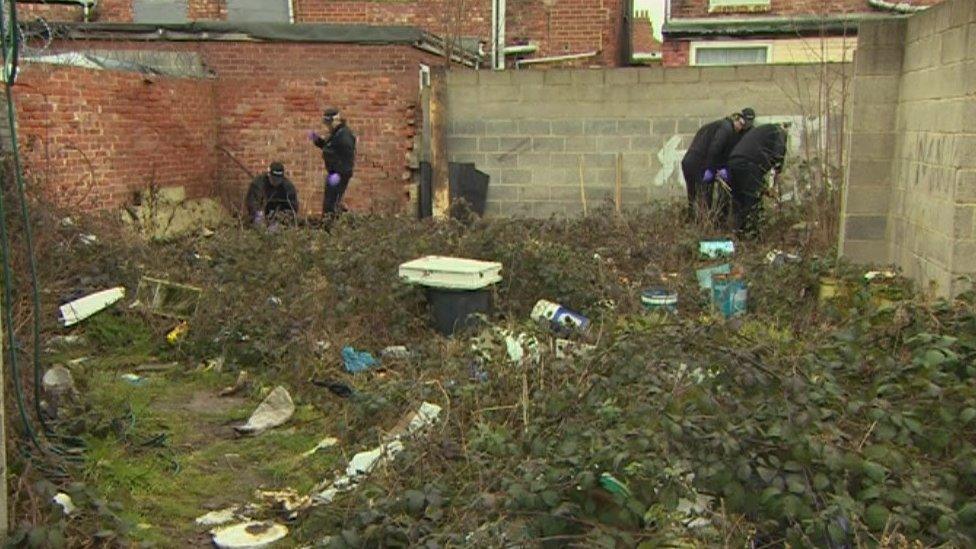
[635,0,666,40]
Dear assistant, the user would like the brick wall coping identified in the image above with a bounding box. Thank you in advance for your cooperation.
[663,12,903,37]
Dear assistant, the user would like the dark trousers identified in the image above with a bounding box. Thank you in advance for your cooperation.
[681,157,710,214]
[728,161,765,236]
[323,172,352,216]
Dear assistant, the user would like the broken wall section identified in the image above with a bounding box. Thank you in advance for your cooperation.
[840,0,976,296]
[13,56,218,212]
[444,65,846,218]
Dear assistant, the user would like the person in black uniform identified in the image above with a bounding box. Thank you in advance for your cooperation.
[310,107,357,218]
[726,122,789,236]
[245,161,299,227]
[681,107,756,220]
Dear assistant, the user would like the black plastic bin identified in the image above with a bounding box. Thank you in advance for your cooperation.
[426,287,491,336]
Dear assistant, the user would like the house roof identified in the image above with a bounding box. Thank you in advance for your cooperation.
[24,21,483,65]
[662,12,905,38]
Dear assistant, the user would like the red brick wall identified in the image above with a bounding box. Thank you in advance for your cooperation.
[507,0,623,66]
[668,0,940,18]
[13,63,217,211]
[295,0,491,40]
[19,39,434,214]
[661,40,689,66]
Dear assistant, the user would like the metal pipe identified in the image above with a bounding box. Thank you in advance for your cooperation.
[868,0,929,13]
[492,0,506,70]
[515,50,598,67]
[17,0,96,22]
[503,44,537,55]
[288,0,295,23]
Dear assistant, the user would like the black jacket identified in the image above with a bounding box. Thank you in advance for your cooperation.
[245,174,299,218]
[683,118,743,171]
[313,123,357,176]
[728,124,788,173]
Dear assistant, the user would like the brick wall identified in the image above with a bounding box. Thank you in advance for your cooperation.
[662,40,689,66]
[13,62,217,211]
[840,0,976,296]
[296,0,492,40]
[18,0,132,21]
[507,0,623,65]
[17,39,437,215]
[444,65,844,218]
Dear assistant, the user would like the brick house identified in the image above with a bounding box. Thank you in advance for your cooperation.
[661,0,943,66]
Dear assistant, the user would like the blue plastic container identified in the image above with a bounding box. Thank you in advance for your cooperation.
[696,263,731,290]
[712,274,748,318]
[640,287,678,314]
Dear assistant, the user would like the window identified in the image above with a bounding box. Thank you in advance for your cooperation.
[419,64,431,89]
[227,0,290,23]
[708,0,771,14]
[133,0,187,23]
[693,45,769,66]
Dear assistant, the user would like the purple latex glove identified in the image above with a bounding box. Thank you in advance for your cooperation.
[327,173,341,187]
[252,211,265,227]
[308,130,320,142]
[702,169,715,184]
[717,168,729,181]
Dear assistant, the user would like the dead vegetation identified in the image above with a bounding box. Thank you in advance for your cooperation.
[1,188,975,548]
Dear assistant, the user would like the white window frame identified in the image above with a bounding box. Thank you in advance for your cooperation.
[691,41,773,66]
[419,64,431,89]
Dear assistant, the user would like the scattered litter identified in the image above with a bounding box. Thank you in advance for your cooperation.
[399,256,503,290]
[45,334,87,349]
[235,386,294,435]
[220,370,250,397]
[599,473,632,498]
[712,270,748,319]
[555,339,596,360]
[257,489,312,520]
[342,346,378,374]
[312,402,442,505]
[195,507,241,528]
[66,356,90,367]
[311,379,354,398]
[380,345,411,360]
[468,359,489,382]
[531,300,589,335]
[696,263,731,291]
[503,332,541,365]
[204,356,226,372]
[201,227,215,237]
[167,321,190,345]
[42,366,75,396]
[60,217,75,227]
[267,296,283,307]
[79,233,98,245]
[765,249,801,266]
[640,287,678,314]
[121,373,147,386]
[864,270,897,281]
[53,493,76,515]
[313,340,331,355]
[699,238,735,259]
[135,276,202,319]
[59,287,125,327]
[301,437,339,458]
[211,521,288,549]
[676,492,714,529]
[136,361,180,373]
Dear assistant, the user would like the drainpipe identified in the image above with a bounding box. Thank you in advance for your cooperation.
[288,0,295,23]
[492,0,506,70]
[868,0,929,13]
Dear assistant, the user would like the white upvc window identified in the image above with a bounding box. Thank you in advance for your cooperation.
[708,0,772,14]
[691,43,771,66]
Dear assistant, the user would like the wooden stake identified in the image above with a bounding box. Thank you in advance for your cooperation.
[578,155,587,217]
[615,152,623,217]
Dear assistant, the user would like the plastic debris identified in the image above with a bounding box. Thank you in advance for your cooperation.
[503,332,541,366]
[599,473,632,498]
[554,339,596,360]
[302,437,339,458]
[765,249,802,266]
[312,402,442,505]
[167,321,190,345]
[342,346,378,374]
[195,507,241,528]
[204,356,226,372]
[211,521,288,549]
[712,271,748,319]
[53,493,76,515]
[79,233,98,245]
[257,489,312,521]
[399,256,503,290]
[864,270,897,281]
[220,371,250,397]
[136,361,180,373]
[267,296,283,307]
[59,287,125,327]
[311,379,354,398]
[121,373,147,386]
[531,300,590,335]
[60,217,75,227]
[235,386,295,435]
[641,287,678,313]
[699,238,735,259]
[135,276,202,319]
[66,357,90,367]
[42,366,75,396]
[696,263,731,291]
[45,334,87,349]
[380,345,411,360]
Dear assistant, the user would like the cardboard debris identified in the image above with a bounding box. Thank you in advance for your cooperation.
[195,507,241,528]
[53,493,76,515]
[301,437,339,458]
[235,386,294,435]
[256,489,312,520]
[59,287,125,327]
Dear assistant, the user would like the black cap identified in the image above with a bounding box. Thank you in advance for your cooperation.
[323,107,339,119]
[741,108,756,122]
[269,162,285,176]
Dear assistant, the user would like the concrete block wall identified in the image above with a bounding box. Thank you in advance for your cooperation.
[841,0,976,296]
[445,65,844,218]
